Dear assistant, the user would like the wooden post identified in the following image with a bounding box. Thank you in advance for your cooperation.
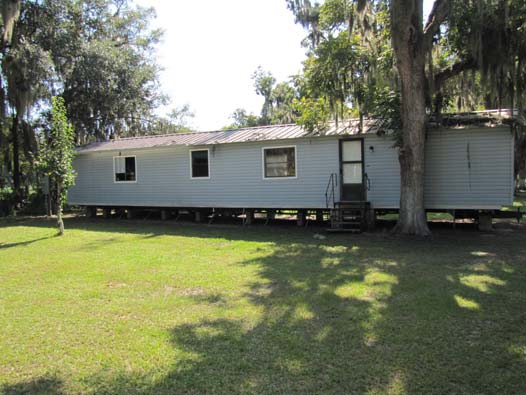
[86,206,97,218]
[194,210,203,222]
[364,209,376,231]
[266,209,275,223]
[478,213,493,231]
[316,210,324,222]
[103,208,111,219]
[245,209,254,225]
[297,210,306,227]
[126,208,135,220]
[161,209,170,221]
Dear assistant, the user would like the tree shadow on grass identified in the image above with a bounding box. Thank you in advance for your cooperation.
[177,235,524,393]
[0,216,332,246]
[363,244,526,393]
[3,219,526,394]
[1,376,64,395]
[0,214,489,248]
[0,236,54,250]
[78,232,526,393]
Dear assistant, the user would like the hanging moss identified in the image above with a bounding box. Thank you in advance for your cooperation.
[1,0,20,46]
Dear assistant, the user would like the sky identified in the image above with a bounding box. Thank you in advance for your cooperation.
[134,0,307,131]
[135,0,435,131]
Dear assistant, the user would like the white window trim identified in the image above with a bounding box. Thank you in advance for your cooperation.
[113,155,138,184]
[262,145,298,180]
[189,148,211,179]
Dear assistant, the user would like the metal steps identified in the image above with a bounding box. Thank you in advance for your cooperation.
[328,201,370,232]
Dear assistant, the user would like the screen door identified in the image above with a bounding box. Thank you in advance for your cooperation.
[340,139,364,201]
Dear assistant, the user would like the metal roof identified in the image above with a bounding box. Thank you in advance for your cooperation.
[75,112,511,154]
[76,119,377,154]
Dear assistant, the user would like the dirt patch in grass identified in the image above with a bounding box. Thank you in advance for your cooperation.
[177,287,206,296]
[107,281,127,288]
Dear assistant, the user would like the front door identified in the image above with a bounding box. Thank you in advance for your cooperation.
[340,139,364,201]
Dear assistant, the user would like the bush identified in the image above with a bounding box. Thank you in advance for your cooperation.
[0,187,15,216]
[0,187,48,217]
[19,190,47,216]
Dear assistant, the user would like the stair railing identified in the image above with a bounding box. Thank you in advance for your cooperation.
[364,173,371,191]
[325,172,338,208]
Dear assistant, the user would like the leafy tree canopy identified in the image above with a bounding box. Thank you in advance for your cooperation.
[0,0,177,205]
[37,96,76,235]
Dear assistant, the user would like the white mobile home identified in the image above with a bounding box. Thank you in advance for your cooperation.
[67,120,514,228]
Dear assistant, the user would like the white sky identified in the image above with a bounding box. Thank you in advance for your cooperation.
[135,0,435,131]
[135,0,307,131]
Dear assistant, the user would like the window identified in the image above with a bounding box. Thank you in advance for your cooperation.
[114,156,136,182]
[190,149,209,178]
[341,140,362,184]
[263,146,296,178]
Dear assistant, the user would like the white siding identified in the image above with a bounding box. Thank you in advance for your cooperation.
[68,138,340,209]
[68,127,514,210]
[424,127,514,209]
[364,134,400,208]
[364,126,514,209]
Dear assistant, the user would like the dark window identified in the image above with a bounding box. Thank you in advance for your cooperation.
[191,150,209,178]
[114,156,136,182]
[264,147,296,178]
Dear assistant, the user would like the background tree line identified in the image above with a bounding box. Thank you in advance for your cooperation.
[0,0,192,212]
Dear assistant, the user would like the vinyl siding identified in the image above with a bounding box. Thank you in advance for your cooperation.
[364,126,514,209]
[68,127,514,210]
[68,138,340,209]
[424,127,514,209]
[363,134,400,208]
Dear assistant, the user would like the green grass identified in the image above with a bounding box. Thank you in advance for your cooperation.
[502,194,526,213]
[379,195,526,220]
[1,217,525,394]
[377,212,454,223]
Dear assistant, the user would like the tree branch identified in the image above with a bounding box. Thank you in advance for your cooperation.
[423,0,450,51]
[433,57,477,91]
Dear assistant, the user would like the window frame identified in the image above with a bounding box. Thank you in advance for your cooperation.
[261,145,298,180]
[189,148,211,179]
[113,155,137,184]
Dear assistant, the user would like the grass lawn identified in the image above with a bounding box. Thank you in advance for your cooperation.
[502,194,526,213]
[511,193,526,211]
[1,217,525,394]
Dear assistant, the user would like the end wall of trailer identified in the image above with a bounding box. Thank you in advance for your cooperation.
[364,126,514,210]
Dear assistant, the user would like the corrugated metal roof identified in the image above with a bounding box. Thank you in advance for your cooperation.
[75,114,511,154]
[76,119,378,154]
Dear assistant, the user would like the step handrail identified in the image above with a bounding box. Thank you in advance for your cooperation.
[325,173,338,208]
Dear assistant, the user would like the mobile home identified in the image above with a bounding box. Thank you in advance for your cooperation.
[67,120,515,228]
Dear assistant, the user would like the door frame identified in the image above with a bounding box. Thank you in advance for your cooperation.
[339,138,365,201]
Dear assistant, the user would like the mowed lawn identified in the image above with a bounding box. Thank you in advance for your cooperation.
[1,217,525,394]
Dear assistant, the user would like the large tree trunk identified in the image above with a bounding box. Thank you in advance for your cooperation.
[396,72,430,235]
[515,128,526,191]
[517,167,526,190]
[390,0,432,236]
[0,76,6,189]
[515,63,526,191]
[11,113,21,201]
